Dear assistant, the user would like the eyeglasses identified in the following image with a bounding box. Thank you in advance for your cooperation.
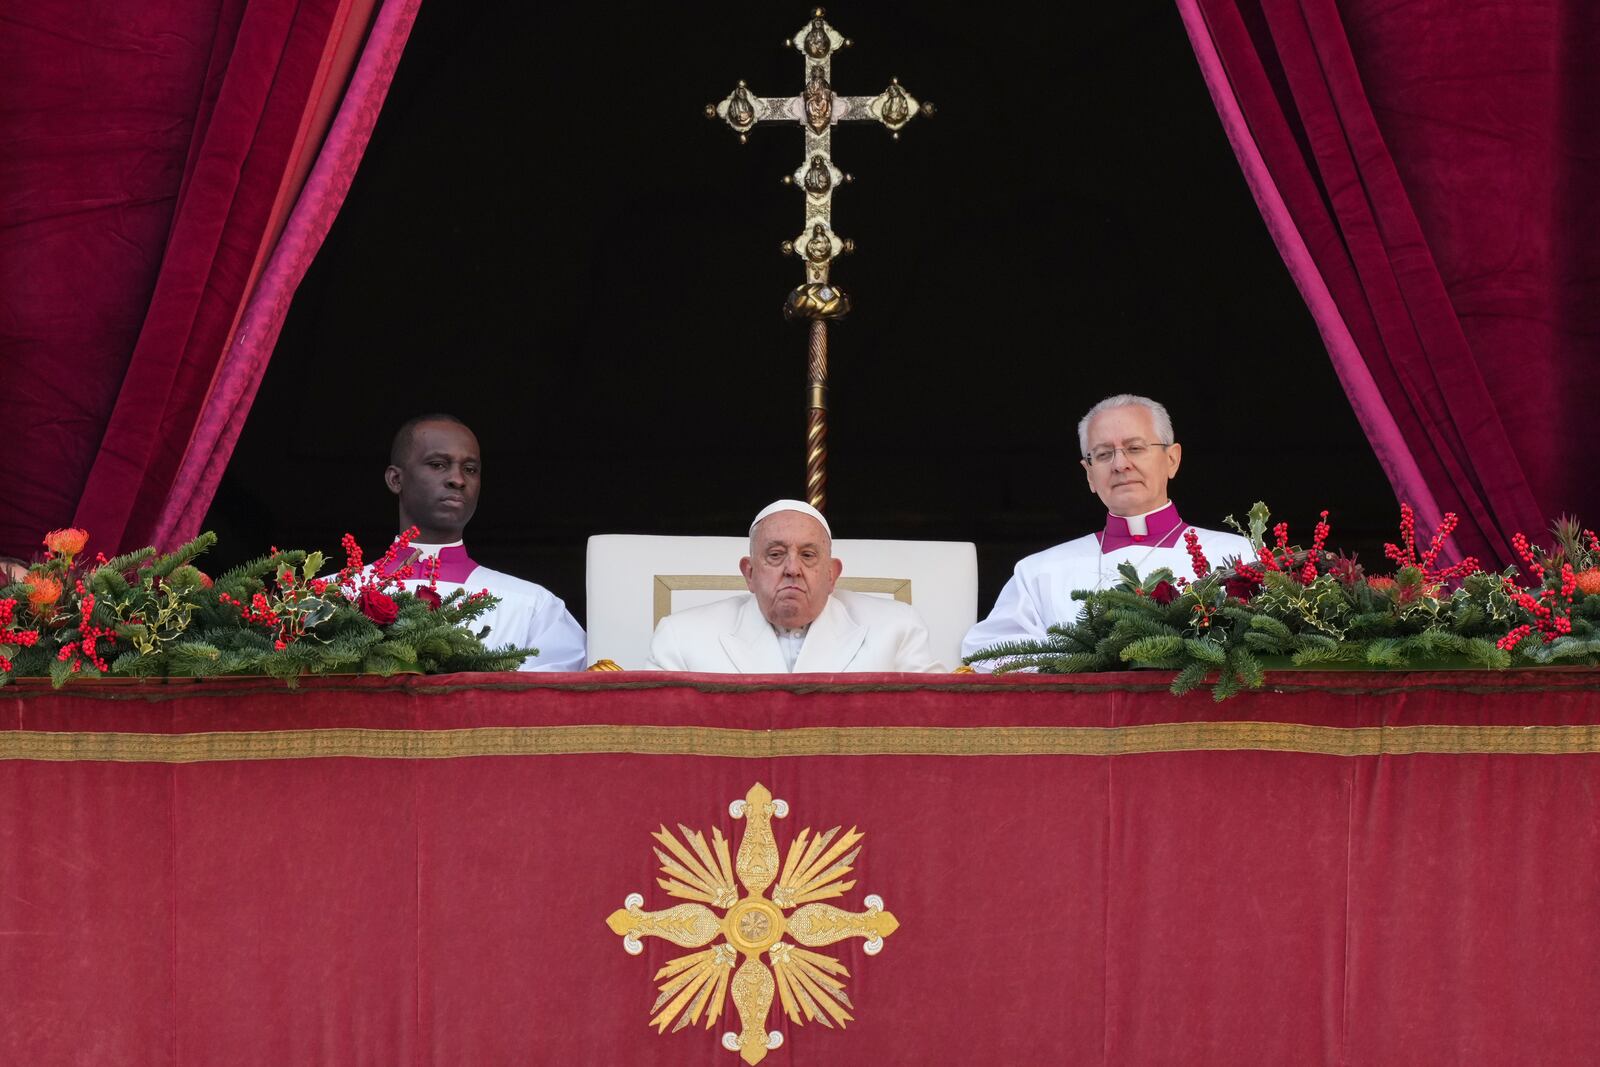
[1083,442,1169,465]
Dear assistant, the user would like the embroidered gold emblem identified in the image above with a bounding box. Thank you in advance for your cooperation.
[605,782,899,1064]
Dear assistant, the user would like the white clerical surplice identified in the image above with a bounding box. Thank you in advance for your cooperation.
[961,503,1251,667]
[377,540,587,672]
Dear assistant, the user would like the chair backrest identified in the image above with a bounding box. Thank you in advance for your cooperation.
[585,534,978,670]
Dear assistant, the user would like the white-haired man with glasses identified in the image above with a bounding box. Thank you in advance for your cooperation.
[961,394,1250,665]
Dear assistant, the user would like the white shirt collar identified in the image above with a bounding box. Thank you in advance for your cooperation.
[1109,501,1174,537]
[407,539,465,555]
[772,624,810,672]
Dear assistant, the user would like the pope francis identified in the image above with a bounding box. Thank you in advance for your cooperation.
[645,500,945,673]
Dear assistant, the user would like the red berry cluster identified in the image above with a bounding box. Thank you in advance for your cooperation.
[334,527,420,626]
[55,586,117,674]
[1384,504,1479,585]
[1384,504,1418,570]
[1224,561,1265,602]
[0,598,42,673]
[374,527,420,582]
[1233,509,1340,595]
[219,591,280,626]
[1499,557,1576,648]
[1256,519,1304,577]
[1510,531,1541,583]
[1496,624,1535,652]
[218,589,296,650]
[217,546,346,650]
[1299,511,1332,585]
[339,533,364,574]
[1183,529,1210,580]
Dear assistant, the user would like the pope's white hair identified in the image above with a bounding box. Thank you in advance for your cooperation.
[1077,394,1175,456]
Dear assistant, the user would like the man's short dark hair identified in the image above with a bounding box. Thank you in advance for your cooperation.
[390,413,469,466]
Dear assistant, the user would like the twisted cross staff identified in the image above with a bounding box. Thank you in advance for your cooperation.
[707,8,933,511]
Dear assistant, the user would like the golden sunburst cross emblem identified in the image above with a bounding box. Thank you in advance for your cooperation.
[605,782,900,1064]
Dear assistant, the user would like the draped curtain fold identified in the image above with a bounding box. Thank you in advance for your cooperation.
[0,0,416,557]
[1179,0,1600,567]
[152,0,423,550]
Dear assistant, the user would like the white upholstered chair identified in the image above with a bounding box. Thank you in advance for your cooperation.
[585,535,978,670]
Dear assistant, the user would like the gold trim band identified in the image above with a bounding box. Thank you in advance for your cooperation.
[6,722,1600,763]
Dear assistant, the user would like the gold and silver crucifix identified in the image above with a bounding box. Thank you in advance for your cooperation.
[707,8,932,511]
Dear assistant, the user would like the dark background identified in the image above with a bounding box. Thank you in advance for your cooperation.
[205,1,1395,624]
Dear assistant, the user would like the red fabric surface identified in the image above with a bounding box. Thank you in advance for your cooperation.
[1187,0,1600,567]
[5,671,1600,1063]
[0,0,381,557]
[153,0,423,550]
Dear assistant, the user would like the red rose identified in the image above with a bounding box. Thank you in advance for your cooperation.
[416,586,442,612]
[1224,567,1264,602]
[1150,580,1178,605]
[358,587,399,625]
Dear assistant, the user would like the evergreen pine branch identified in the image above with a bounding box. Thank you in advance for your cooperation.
[1170,661,1211,696]
[1231,648,1265,689]
[965,637,1078,663]
[1541,636,1599,663]
[148,532,217,579]
[991,652,1107,674]
[110,650,162,677]
[1290,638,1365,667]
[1119,635,1184,666]
[1364,639,1404,668]
[166,642,226,677]
[96,546,157,576]
[1183,638,1228,667]
[1462,638,1511,669]
[49,657,76,688]
[87,568,131,599]
[1345,611,1396,638]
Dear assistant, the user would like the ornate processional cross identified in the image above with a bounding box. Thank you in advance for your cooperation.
[707,8,932,511]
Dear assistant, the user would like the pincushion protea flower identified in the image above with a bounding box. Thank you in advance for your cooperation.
[42,528,89,558]
[26,575,62,611]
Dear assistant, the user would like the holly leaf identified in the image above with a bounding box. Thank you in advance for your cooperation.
[299,597,337,629]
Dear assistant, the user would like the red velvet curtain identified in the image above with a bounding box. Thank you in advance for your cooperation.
[9,671,1600,1062]
[1181,0,1600,567]
[0,0,371,558]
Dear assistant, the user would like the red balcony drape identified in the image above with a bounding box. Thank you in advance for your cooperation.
[6,671,1600,1063]
[0,0,407,557]
[1179,0,1600,567]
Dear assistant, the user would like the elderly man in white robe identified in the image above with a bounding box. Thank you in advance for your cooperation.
[962,394,1250,666]
[372,413,587,671]
[646,500,944,673]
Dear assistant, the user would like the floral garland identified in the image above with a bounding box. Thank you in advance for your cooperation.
[0,527,533,687]
[965,502,1600,699]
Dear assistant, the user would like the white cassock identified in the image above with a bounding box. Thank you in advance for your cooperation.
[378,541,587,672]
[960,503,1251,668]
[645,589,945,673]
